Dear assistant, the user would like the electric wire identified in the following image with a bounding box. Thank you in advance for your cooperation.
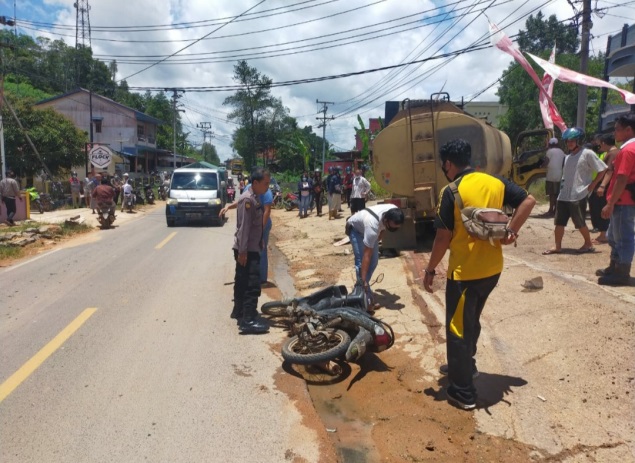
[119,0,268,82]
[19,0,328,31]
[334,0,489,118]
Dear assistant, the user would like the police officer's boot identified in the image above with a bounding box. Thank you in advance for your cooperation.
[595,260,616,277]
[598,263,631,286]
[230,307,242,325]
[239,315,269,334]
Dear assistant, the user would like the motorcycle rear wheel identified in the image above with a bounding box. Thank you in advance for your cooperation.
[282,329,351,365]
[261,301,290,317]
[283,200,293,211]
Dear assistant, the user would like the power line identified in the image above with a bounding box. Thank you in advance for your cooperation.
[119,0,268,82]
[19,0,335,31]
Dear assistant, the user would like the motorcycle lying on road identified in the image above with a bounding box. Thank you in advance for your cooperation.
[261,278,394,372]
[97,202,116,229]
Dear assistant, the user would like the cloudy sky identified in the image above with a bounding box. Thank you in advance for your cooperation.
[6,0,635,160]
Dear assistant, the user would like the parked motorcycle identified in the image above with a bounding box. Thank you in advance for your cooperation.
[144,184,155,205]
[261,280,394,369]
[133,187,145,206]
[97,203,116,229]
[123,192,135,213]
[283,191,299,211]
[158,182,169,201]
[272,190,283,209]
[26,187,44,214]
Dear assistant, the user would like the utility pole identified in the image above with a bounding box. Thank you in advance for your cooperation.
[0,16,16,179]
[165,89,184,170]
[316,99,334,171]
[576,0,592,129]
[197,122,212,163]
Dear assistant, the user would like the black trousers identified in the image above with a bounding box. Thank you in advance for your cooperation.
[445,273,500,402]
[3,197,16,221]
[350,198,365,215]
[314,191,323,215]
[233,250,262,320]
[589,190,609,232]
[345,188,352,207]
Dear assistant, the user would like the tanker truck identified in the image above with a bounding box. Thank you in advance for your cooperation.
[372,95,551,249]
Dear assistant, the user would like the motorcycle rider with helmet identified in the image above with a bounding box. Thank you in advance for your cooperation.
[92,176,116,215]
[543,127,607,255]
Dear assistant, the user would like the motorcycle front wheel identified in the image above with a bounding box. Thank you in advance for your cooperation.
[282,329,351,365]
[261,301,291,317]
[283,200,293,211]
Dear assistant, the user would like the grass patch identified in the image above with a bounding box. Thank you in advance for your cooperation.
[0,221,93,263]
[527,178,548,204]
[0,245,22,260]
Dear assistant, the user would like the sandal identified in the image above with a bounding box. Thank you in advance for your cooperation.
[542,249,561,255]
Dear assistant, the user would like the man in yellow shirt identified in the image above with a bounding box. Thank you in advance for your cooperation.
[423,139,536,410]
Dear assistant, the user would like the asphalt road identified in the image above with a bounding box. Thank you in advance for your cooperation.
[0,208,318,463]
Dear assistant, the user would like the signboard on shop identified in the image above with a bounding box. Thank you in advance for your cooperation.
[89,145,113,168]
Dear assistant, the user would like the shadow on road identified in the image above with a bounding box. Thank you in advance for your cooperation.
[423,372,528,413]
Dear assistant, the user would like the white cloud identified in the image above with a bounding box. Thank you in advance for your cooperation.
[18,0,635,160]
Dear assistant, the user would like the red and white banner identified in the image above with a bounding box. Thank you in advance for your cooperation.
[539,44,557,130]
[528,52,635,104]
[489,22,567,132]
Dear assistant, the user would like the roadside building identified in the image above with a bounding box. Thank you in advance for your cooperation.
[35,88,192,179]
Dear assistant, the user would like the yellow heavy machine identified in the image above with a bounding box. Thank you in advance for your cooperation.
[372,96,551,249]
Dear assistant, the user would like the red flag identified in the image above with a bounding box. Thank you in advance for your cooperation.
[528,52,635,104]
[489,22,567,132]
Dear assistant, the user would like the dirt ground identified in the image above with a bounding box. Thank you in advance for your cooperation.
[267,201,635,463]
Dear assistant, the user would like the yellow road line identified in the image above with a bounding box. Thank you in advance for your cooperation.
[0,308,97,403]
[155,232,177,250]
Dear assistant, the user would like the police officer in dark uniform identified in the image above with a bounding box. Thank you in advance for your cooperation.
[230,167,271,334]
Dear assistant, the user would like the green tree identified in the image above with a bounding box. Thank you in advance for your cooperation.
[223,60,276,168]
[516,12,579,54]
[199,142,220,165]
[497,12,604,143]
[3,96,87,176]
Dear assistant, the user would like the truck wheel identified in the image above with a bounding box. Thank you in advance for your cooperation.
[167,218,176,227]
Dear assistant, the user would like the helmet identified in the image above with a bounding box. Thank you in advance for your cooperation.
[314,168,321,173]
[71,171,77,177]
[548,137,558,145]
[346,166,351,173]
[123,173,129,177]
[163,171,168,175]
[328,166,334,173]
[562,127,585,142]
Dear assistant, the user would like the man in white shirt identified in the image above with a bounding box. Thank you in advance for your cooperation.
[350,169,371,214]
[543,128,607,255]
[346,203,404,306]
[541,137,566,216]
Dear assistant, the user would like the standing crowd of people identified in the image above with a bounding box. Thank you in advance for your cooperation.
[542,119,635,287]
